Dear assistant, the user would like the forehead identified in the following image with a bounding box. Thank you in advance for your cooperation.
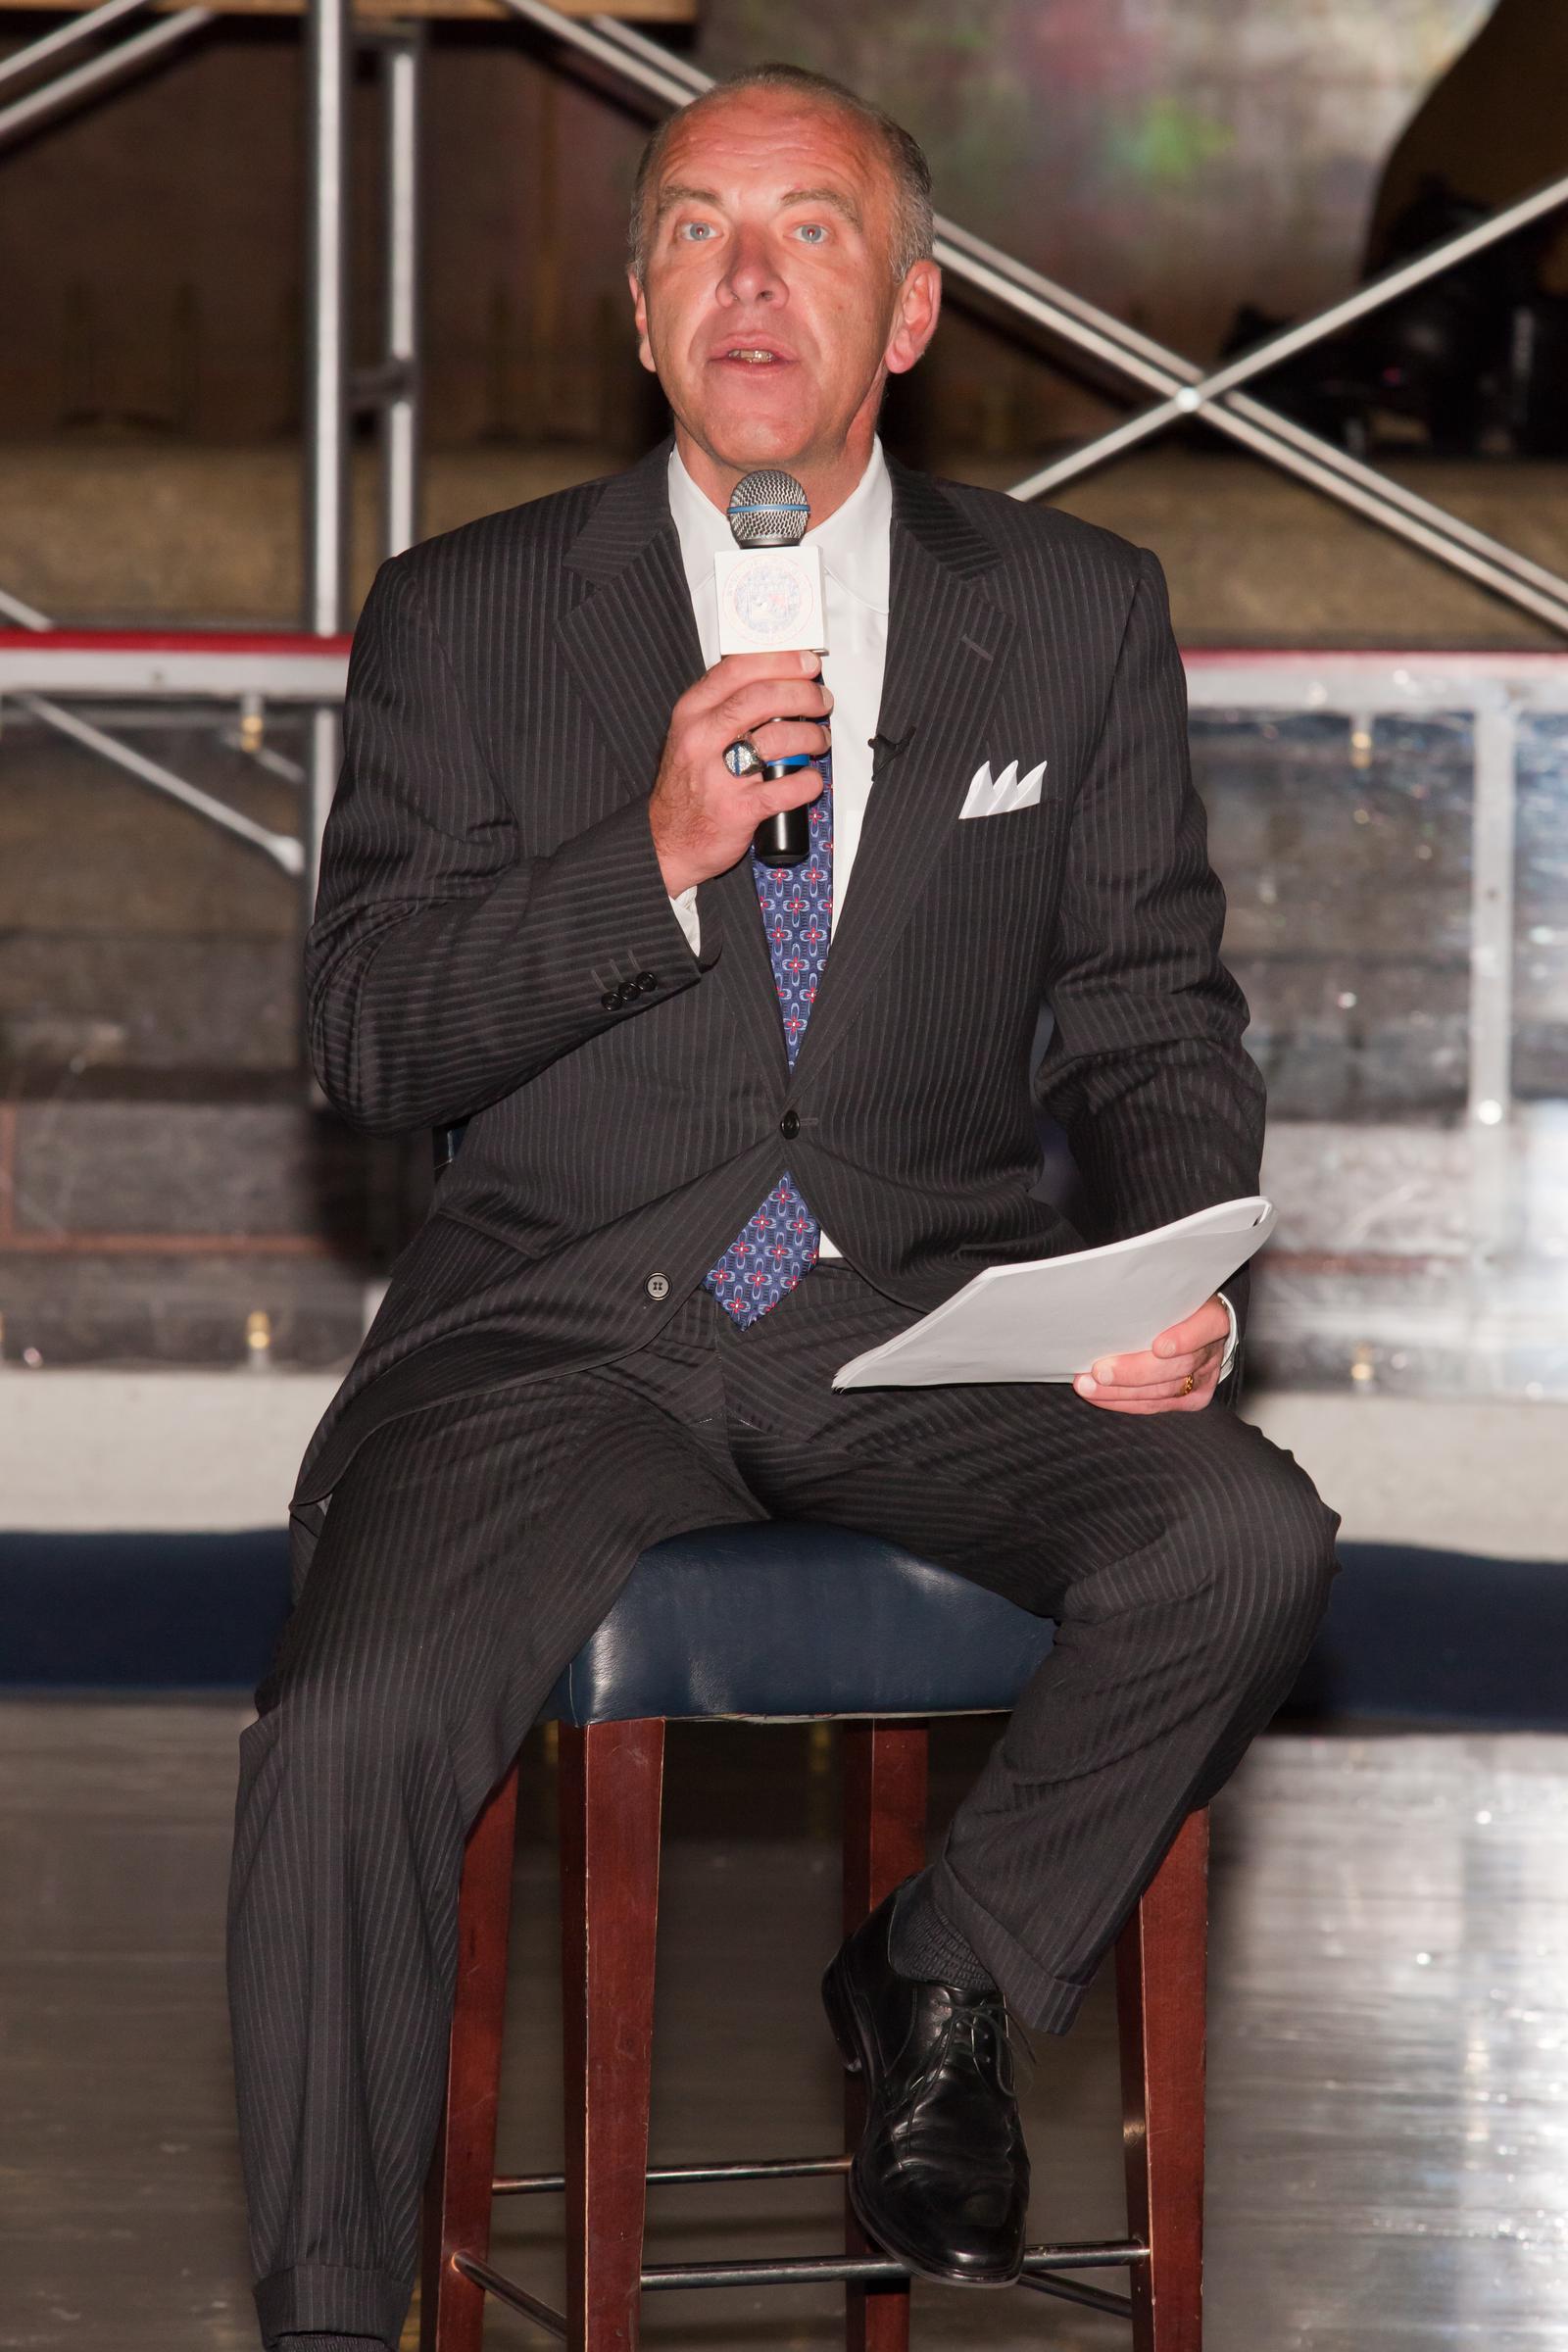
[655,90,890,207]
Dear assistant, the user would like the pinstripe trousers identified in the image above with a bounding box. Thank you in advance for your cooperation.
[227,1264,1339,2346]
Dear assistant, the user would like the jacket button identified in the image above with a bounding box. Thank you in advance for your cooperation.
[646,1272,670,1300]
[780,1109,801,1139]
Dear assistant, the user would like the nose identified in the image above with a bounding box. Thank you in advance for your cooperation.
[719,226,785,309]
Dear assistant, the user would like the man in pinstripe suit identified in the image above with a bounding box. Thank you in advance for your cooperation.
[228,64,1339,2349]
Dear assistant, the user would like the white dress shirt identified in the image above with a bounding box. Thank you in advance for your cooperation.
[662,441,1238,1364]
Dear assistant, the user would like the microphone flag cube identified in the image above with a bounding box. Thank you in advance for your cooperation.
[713,544,827,658]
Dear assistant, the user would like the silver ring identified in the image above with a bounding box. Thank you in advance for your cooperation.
[723,736,762,778]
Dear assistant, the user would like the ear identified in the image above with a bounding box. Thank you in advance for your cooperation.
[884,260,942,378]
[628,269,658,376]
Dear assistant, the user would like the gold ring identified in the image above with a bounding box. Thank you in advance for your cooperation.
[1180,1372,1196,1396]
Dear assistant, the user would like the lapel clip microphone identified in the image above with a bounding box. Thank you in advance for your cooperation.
[870,723,915,768]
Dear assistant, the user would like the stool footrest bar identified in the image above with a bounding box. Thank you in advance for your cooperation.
[638,2240,1148,2291]
[493,2151,852,2194]
[450,2253,566,2337]
[1019,2270,1137,2319]
[455,2238,1150,2319]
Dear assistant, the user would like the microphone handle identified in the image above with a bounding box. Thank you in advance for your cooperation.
[753,796,810,867]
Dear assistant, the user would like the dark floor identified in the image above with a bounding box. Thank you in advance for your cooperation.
[3,1705,1566,2350]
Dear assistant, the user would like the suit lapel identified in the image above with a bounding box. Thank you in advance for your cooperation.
[556,445,703,819]
[792,461,1014,1085]
[555,441,788,1085]
[700,840,794,1083]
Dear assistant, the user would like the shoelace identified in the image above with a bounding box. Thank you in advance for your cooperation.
[905,2000,1028,2105]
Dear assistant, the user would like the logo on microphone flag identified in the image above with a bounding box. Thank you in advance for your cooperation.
[713,544,826,656]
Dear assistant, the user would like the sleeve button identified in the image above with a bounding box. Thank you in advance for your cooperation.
[636,971,659,991]
[601,991,619,1011]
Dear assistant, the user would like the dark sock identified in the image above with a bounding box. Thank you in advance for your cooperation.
[273,2337,389,2351]
[889,1869,997,1994]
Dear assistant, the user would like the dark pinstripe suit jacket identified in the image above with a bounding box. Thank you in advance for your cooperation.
[296,441,1263,1504]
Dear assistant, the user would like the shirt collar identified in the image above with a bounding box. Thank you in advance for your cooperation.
[667,438,892,616]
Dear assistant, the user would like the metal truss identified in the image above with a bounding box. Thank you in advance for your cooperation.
[0,0,418,882]
[0,586,317,873]
[0,0,213,150]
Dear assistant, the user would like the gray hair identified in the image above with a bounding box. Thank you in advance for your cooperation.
[628,63,935,283]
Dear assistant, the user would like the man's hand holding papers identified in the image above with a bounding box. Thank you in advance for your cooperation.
[1071,1291,1230,1415]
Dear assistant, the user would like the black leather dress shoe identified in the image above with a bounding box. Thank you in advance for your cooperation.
[822,1883,1029,2287]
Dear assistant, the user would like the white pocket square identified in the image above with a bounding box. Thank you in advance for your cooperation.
[959,759,1048,819]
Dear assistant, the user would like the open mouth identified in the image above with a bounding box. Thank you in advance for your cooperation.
[711,340,795,368]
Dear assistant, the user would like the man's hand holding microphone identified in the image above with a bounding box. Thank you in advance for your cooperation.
[650,650,831,899]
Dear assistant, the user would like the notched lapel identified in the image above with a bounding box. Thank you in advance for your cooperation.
[555,544,704,815]
[794,473,1014,1083]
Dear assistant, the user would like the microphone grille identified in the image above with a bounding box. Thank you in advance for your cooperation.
[726,468,810,548]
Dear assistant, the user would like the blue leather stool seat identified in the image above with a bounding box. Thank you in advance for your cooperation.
[542,1521,1055,1727]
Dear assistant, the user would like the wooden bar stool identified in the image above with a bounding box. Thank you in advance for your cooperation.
[419,1521,1209,2352]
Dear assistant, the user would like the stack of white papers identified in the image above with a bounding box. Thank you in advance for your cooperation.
[833,1198,1275,1390]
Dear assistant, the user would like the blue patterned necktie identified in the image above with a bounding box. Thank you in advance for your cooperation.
[704,755,833,1327]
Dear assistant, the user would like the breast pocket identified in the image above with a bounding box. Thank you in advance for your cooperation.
[955,800,1059,863]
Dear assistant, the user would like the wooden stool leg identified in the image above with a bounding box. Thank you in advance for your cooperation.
[1116,1806,1210,2352]
[560,1718,666,2352]
[421,1763,521,2352]
[841,1721,929,2352]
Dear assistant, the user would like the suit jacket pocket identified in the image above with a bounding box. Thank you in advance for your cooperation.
[952,802,1056,859]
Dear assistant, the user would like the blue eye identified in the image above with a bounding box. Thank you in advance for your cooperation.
[679,221,716,241]
[795,222,827,243]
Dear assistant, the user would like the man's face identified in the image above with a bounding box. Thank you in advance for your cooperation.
[630,91,939,486]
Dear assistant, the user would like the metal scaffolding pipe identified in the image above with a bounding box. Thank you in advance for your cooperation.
[0,6,211,152]
[1019,167,1568,498]
[0,585,50,631]
[304,0,352,906]
[350,358,416,410]
[15,692,303,873]
[502,0,695,106]
[305,0,352,640]
[943,237,1568,636]
[378,26,423,561]
[937,218,1568,618]
[0,0,155,99]
[0,576,302,871]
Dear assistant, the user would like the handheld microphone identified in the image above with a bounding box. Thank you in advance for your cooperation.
[723,467,822,869]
